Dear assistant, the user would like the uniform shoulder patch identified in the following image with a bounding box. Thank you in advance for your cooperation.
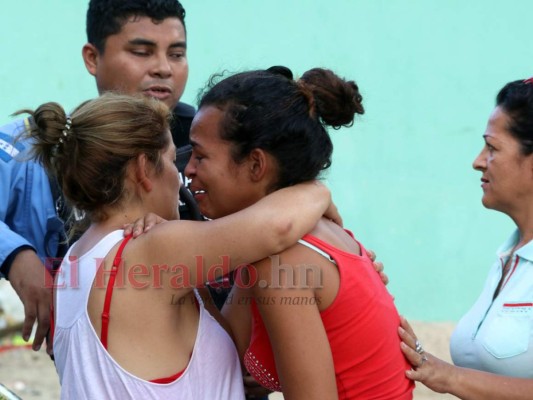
[0,131,26,162]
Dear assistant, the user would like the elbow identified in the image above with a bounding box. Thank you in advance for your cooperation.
[270,218,296,254]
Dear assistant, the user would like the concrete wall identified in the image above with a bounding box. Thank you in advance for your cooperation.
[1,0,531,320]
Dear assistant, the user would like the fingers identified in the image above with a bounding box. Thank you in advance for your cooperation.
[399,318,432,374]
[401,341,429,371]
[21,301,49,351]
[32,307,50,351]
[128,218,148,238]
[8,252,52,351]
[379,271,389,285]
[400,315,417,338]
[123,223,134,237]
[144,213,167,231]
[21,289,52,351]
[21,305,37,342]
[123,213,168,238]
[324,203,343,227]
[398,325,418,351]
[372,260,389,285]
[405,367,423,381]
[367,251,389,285]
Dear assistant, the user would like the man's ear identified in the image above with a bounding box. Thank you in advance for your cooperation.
[248,148,269,182]
[82,43,99,77]
[135,154,154,192]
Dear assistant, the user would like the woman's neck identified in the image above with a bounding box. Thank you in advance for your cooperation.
[98,208,147,230]
[511,207,533,249]
[74,207,148,255]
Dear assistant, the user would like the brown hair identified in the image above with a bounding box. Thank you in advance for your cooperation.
[18,93,171,229]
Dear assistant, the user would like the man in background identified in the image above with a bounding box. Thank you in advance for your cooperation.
[0,0,198,353]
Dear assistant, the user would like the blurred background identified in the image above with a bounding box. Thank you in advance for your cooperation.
[1,0,531,322]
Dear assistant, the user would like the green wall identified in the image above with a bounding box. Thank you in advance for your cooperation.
[2,0,531,321]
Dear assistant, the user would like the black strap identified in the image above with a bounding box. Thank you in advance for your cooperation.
[46,173,70,259]
[176,144,203,221]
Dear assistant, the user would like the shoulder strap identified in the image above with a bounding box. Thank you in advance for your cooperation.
[101,234,133,349]
[297,239,337,265]
[46,171,71,258]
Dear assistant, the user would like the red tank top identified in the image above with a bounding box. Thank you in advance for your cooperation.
[243,233,414,399]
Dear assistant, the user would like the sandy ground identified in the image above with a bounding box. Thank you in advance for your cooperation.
[1,282,459,399]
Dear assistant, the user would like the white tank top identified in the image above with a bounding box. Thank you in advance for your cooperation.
[53,230,245,399]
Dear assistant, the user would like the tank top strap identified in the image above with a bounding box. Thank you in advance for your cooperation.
[297,238,337,265]
[101,234,133,349]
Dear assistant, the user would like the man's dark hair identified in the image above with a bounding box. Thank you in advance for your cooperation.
[87,0,186,53]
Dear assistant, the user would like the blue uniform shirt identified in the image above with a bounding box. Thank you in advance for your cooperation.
[0,118,63,276]
[450,230,533,378]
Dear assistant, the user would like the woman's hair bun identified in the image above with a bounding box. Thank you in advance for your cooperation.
[300,68,364,128]
[267,65,294,80]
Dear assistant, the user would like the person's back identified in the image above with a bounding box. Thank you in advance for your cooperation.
[54,230,243,399]
[303,221,412,399]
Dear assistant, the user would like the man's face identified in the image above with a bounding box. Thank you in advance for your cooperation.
[83,16,188,109]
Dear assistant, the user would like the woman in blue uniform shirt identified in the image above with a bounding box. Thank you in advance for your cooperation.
[400,78,533,399]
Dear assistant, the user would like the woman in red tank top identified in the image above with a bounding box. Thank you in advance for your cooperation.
[184,66,414,400]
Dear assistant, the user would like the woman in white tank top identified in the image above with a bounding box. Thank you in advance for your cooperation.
[20,93,339,399]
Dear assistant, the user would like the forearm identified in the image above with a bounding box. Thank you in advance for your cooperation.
[148,182,332,287]
[1,245,35,279]
[8,250,51,292]
[0,222,34,278]
[7,249,52,349]
[449,366,533,400]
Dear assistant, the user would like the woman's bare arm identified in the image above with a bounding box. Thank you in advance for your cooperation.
[135,181,333,289]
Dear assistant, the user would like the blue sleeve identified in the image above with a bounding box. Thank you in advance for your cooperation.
[0,119,47,278]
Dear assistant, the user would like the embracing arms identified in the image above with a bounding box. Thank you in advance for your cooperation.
[132,181,337,288]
